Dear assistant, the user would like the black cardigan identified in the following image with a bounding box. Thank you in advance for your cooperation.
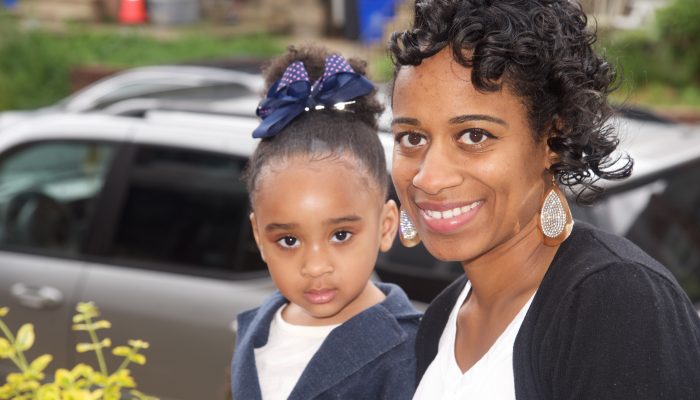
[415,222,700,399]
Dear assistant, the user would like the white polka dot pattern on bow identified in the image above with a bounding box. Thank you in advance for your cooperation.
[279,61,310,88]
[314,54,355,92]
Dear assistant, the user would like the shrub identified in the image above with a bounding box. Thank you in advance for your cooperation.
[656,0,700,83]
[0,303,156,400]
[0,21,283,111]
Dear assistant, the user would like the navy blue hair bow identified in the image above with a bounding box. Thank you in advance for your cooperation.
[252,54,374,139]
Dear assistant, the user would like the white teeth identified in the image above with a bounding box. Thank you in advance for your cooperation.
[421,201,481,220]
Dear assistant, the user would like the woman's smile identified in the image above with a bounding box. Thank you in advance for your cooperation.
[415,200,484,234]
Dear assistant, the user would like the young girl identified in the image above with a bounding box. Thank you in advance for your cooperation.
[230,46,420,400]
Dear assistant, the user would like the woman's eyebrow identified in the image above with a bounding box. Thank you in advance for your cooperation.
[449,114,508,126]
[391,117,420,126]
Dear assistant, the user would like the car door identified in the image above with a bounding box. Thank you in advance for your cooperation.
[75,142,275,400]
[0,139,121,378]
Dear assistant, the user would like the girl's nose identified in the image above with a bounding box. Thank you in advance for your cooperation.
[412,145,463,195]
[301,244,333,278]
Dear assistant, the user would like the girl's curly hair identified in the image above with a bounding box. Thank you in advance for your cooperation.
[389,0,632,203]
[243,45,388,201]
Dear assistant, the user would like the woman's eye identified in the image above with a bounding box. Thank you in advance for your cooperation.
[397,132,427,148]
[458,129,492,145]
[331,231,353,243]
[276,236,300,249]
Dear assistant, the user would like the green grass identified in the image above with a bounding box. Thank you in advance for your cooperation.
[0,16,284,110]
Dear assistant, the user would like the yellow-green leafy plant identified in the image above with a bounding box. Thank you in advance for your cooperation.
[0,302,157,400]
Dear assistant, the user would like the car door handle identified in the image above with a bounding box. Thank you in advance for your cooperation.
[10,283,64,310]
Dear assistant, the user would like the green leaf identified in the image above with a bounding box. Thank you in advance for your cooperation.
[0,338,14,358]
[72,323,90,331]
[128,353,146,365]
[128,340,150,349]
[76,342,95,353]
[76,302,97,314]
[55,368,74,388]
[29,354,52,373]
[71,363,94,377]
[72,313,86,323]
[14,324,34,351]
[112,346,131,357]
[92,320,111,330]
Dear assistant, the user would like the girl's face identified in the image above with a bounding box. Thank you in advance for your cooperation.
[250,155,397,326]
[391,49,551,263]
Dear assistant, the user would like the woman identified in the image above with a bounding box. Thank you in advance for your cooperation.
[388,1,700,399]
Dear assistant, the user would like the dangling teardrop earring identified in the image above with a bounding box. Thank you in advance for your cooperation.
[399,209,421,248]
[539,175,574,246]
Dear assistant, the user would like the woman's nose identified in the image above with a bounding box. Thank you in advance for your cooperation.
[412,144,463,195]
[301,244,333,278]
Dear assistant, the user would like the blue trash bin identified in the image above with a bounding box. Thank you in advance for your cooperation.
[358,0,396,44]
[2,0,18,9]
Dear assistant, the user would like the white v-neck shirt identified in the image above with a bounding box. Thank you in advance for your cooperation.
[254,305,339,400]
[413,281,535,400]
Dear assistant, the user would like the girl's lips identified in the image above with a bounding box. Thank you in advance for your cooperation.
[416,200,483,234]
[304,289,337,305]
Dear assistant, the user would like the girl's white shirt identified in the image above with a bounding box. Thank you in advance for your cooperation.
[254,304,339,400]
[413,281,535,400]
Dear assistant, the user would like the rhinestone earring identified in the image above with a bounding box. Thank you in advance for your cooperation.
[399,209,421,248]
[539,175,574,246]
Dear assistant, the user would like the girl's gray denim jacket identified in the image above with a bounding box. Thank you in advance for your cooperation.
[231,282,421,399]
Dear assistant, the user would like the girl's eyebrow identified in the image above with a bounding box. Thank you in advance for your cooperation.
[264,216,361,232]
[326,215,362,225]
[265,222,297,232]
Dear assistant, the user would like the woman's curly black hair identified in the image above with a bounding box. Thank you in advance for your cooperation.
[389,0,632,204]
[243,45,388,203]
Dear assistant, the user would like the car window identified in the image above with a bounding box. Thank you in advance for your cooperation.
[0,141,116,254]
[108,144,266,276]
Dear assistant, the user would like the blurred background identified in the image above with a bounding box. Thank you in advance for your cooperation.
[0,0,698,120]
[0,1,699,399]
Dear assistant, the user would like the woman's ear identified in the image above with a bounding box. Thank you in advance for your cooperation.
[543,117,563,170]
[379,199,399,253]
[249,212,266,262]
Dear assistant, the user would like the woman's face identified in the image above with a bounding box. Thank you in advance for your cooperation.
[391,49,551,263]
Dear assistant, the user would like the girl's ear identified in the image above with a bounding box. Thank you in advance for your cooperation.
[249,212,266,262]
[379,199,399,253]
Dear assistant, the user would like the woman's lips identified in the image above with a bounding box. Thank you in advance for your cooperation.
[304,289,337,305]
[416,200,483,234]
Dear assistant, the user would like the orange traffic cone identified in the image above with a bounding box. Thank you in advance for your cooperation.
[119,0,147,24]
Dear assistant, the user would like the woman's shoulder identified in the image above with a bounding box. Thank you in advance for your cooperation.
[532,222,699,336]
[516,224,700,399]
[547,221,681,295]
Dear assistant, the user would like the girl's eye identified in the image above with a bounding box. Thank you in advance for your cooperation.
[458,129,493,145]
[331,231,353,243]
[397,132,427,148]
[277,236,300,249]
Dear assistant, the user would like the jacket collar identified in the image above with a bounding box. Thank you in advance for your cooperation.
[231,292,287,400]
[290,282,419,399]
[234,282,419,400]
